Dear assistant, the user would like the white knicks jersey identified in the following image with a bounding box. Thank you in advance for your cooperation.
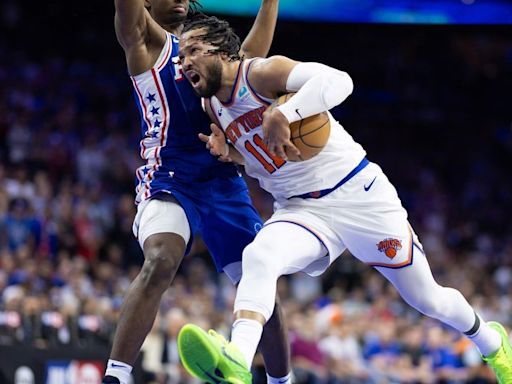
[208,59,366,200]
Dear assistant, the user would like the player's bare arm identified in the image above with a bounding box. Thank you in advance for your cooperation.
[249,56,354,158]
[240,0,279,59]
[114,0,166,75]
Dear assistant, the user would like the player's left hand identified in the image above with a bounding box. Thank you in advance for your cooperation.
[198,123,232,162]
[262,107,301,160]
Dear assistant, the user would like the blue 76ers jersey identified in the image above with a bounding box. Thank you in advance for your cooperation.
[130,32,239,204]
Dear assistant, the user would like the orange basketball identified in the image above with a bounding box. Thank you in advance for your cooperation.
[271,93,331,161]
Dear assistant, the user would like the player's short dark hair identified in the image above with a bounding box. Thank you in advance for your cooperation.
[183,14,241,61]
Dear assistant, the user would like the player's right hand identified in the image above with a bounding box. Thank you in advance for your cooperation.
[262,106,301,160]
[198,124,232,162]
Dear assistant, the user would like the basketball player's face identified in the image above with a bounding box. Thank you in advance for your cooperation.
[179,30,223,98]
[147,0,189,26]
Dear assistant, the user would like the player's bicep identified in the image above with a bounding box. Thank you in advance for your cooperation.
[114,1,148,49]
[249,56,300,99]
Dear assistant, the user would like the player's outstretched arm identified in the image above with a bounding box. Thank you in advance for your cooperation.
[114,0,148,50]
[240,0,279,59]
[250,56,354,158]
[114,0,166,75]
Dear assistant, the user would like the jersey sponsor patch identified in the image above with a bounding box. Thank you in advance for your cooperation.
[238,85,248,98]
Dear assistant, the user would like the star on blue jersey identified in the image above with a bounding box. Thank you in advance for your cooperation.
[146,92,156,103]
[132,32,240,201]
[150,106,160,116]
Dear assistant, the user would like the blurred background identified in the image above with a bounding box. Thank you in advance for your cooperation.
[0,0,511,383]
[200,0,512,24]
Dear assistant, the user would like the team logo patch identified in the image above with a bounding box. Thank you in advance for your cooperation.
[377,238,402,259]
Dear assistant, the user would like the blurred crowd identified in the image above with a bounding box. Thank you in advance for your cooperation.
[1,3,512,382]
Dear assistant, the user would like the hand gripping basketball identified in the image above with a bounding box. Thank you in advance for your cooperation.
[267,93,331,162]
[262,105,301,161]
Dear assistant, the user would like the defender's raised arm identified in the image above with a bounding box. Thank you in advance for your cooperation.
[114,0,149,50]
[114,0,167,75]
[240,0,280,58]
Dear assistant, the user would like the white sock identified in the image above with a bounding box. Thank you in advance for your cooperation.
[466,316,502,357]
[231,318,264,368]
[267,372,292,384]
[105,359,132,384]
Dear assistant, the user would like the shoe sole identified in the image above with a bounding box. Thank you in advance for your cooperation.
[178,324,225,383]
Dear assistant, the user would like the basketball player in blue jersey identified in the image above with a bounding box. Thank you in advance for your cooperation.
[176,15,512,384]
[104,1,292,384]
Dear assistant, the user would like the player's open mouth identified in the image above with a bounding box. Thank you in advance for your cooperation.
[186,70,201,87]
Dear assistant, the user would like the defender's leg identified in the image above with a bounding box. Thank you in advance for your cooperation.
[104,198,190,384]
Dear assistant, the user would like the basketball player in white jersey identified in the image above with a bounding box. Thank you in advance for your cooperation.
[176,14,512,384]
[107,1,292,384]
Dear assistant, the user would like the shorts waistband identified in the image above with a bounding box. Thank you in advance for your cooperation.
[288,157,369,200]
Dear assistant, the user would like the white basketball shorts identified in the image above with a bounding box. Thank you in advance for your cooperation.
[266,162,423,276]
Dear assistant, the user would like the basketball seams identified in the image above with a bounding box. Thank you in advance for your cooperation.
[293,114,329,138]
[292,116,330,149]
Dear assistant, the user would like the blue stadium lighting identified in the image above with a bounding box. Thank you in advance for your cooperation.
[200,0,512,24]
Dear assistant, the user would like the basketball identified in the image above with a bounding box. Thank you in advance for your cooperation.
[271,93,331,161]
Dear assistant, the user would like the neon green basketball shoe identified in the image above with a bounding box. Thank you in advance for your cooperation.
[484,321,512,384]
[178,324,252,384]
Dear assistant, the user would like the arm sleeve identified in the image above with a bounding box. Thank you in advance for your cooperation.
[276,62,354,123]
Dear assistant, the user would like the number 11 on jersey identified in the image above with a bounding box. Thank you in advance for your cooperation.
[244,133,286,174]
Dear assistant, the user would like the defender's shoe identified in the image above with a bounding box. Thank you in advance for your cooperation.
[484,321,512,383]
[178,324,252,384]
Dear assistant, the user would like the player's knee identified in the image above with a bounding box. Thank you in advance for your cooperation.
[141,251,180,290]
[242,241,281,278]
[141,236,184,290]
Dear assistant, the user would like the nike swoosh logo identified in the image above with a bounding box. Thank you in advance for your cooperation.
[196,363,222,384]
[110,363,128,369]
[364,176,377,192]
[221,346,247,369]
